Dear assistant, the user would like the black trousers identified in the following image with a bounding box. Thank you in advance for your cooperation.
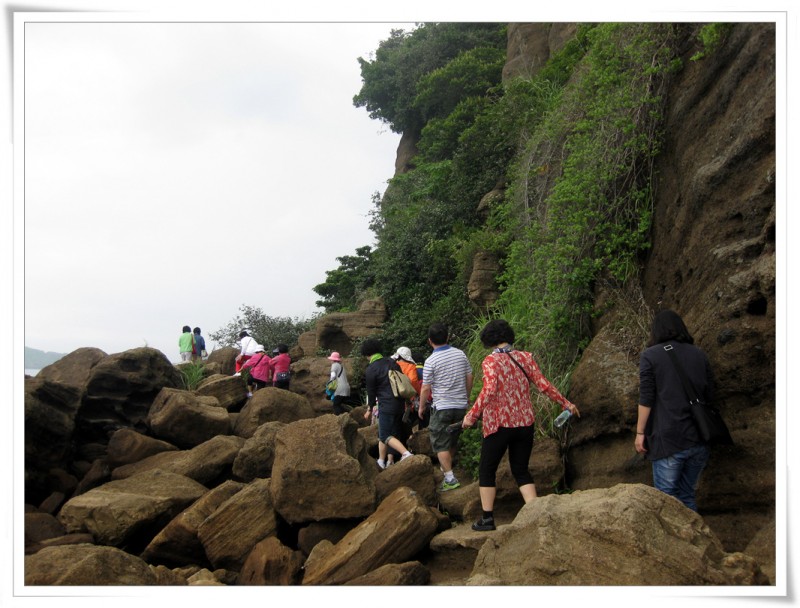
[479,425,535,487]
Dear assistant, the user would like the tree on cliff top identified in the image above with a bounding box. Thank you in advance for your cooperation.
[209,305,316,352]
[352,22,506,135]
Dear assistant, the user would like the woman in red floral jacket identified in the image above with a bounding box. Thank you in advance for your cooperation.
[462,319,580,531]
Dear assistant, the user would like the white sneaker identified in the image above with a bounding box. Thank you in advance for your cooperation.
[386,460,394,467]
[376,459,386,470]
[400,451,413,462]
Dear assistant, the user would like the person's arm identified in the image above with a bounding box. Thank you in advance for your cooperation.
[635,405,651,454]
[418,384,431,418]
[526,355,580,417]
[463,359,493,427]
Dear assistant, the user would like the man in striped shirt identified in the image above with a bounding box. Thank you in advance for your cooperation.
[418,323,474,491]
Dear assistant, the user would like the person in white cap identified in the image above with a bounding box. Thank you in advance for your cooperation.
[327,351,352,414]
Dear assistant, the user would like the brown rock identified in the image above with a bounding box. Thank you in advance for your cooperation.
[25,544,158,585]
[58,469,207,547]
[231,421,286,482]
[467,483,769,585]
[271,414,377,524]
[374,454,437,505]
[111,435,245,485]
[147,387,231,448]
[302,487,440,585]
[36,347,107,390]
[238,536,304,585]
[197,478,277,571]
[344,560,431,586]
[313,299,387,356]
[195,374,249,411]
[106,427,178,467]
[233,387,317,438]
[25,512,66,545]
[297,521,358,556]
[205,347,239,376]
[142,479,246,567]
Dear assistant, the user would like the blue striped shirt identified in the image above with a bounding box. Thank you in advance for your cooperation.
[422,345,472,410]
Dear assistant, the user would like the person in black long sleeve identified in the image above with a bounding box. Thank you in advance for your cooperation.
[361,338,413,469]
[634,310,715,511]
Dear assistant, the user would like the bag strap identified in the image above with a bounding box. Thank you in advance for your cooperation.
[505,352,531,383]
[663,344,702,404]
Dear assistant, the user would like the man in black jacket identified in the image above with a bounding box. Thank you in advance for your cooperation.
[361,338,414,469]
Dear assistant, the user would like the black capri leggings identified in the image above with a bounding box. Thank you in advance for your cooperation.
[479,425,535,488]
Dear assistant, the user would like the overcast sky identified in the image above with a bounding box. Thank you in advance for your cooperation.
[22,18,407,362]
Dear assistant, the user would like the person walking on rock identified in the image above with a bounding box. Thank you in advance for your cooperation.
[235,330,261,373]
[418,323,473,491]
[271,344,292,389]
[327,352,352,415]
[462,319,580,531]
[178,326,194,362]
[241,348,272,394]
[192,327,206,362]
[635,309,714,512]
[361,338,413,469]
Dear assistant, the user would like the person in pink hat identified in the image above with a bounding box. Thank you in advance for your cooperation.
[327,351,352,414]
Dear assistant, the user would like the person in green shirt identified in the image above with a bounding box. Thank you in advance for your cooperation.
[178,325,193,362]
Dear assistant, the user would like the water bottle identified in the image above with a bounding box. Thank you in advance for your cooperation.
[553,409,572,428]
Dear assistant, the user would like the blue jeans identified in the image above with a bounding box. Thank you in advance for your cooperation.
[651,444,710,512]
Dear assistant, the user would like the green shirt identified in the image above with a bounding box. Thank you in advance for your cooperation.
[178,332,193,353]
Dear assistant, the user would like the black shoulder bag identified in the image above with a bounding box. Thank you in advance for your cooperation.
[663,344,733,445]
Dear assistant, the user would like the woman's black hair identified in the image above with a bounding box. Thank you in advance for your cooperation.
[480,319,516,348]
[360,338,383,357]
[239,330,249,338]
[277,344,289,354]
[182,325,191,333]
[193,327,201,334]
[648,309,694,346]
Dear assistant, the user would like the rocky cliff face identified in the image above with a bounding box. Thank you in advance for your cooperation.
[495,22,775,552]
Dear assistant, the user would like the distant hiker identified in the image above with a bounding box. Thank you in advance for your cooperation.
[192,327,206,362]
[241,348,272,394]
[635,310,715,512]
[462,319,580,531]
[178,326,193,362]
[327,352,352,415]
[418,323,473,491]
[391,346,422,461]
[271,344,292,389]
[235,331,261,373]
[361,338,413,470]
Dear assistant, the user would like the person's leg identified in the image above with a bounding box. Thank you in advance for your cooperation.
[386,413,412,459]
[674,444,710,512]
[507,425,536,500]
[652,449,692,508]
[478,486,496,512]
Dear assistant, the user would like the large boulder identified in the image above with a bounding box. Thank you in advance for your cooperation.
[195,374,249,411]
[141,479,246,567]
[25,544,158,585]
[233,387,316,438]
[312,298,387,356]
[270,414,377,524]
[76,347,183,444]
[36,347,107,390]
[466,483,769,585]
[238,536,305,585]
[106,428,178,468]
[197,478,278,571]
[373,454,437,506]
[57,469,207,549]
[110,435,245,486]
[231,422,286,482]
[301,487,440,585]
[146,387,231,448]
[24,377,83,503]
[205,346,239,375]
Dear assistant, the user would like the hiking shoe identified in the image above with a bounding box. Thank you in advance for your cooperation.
[439,479,461,492]
[376,459,386,470]
[471,516,496,531]
[400,451,413,462]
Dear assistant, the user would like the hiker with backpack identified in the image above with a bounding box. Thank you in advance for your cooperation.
[327,351,352,415]
[361,338,413,470]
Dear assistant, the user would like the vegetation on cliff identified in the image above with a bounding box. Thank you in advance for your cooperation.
[316,24,683,417]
